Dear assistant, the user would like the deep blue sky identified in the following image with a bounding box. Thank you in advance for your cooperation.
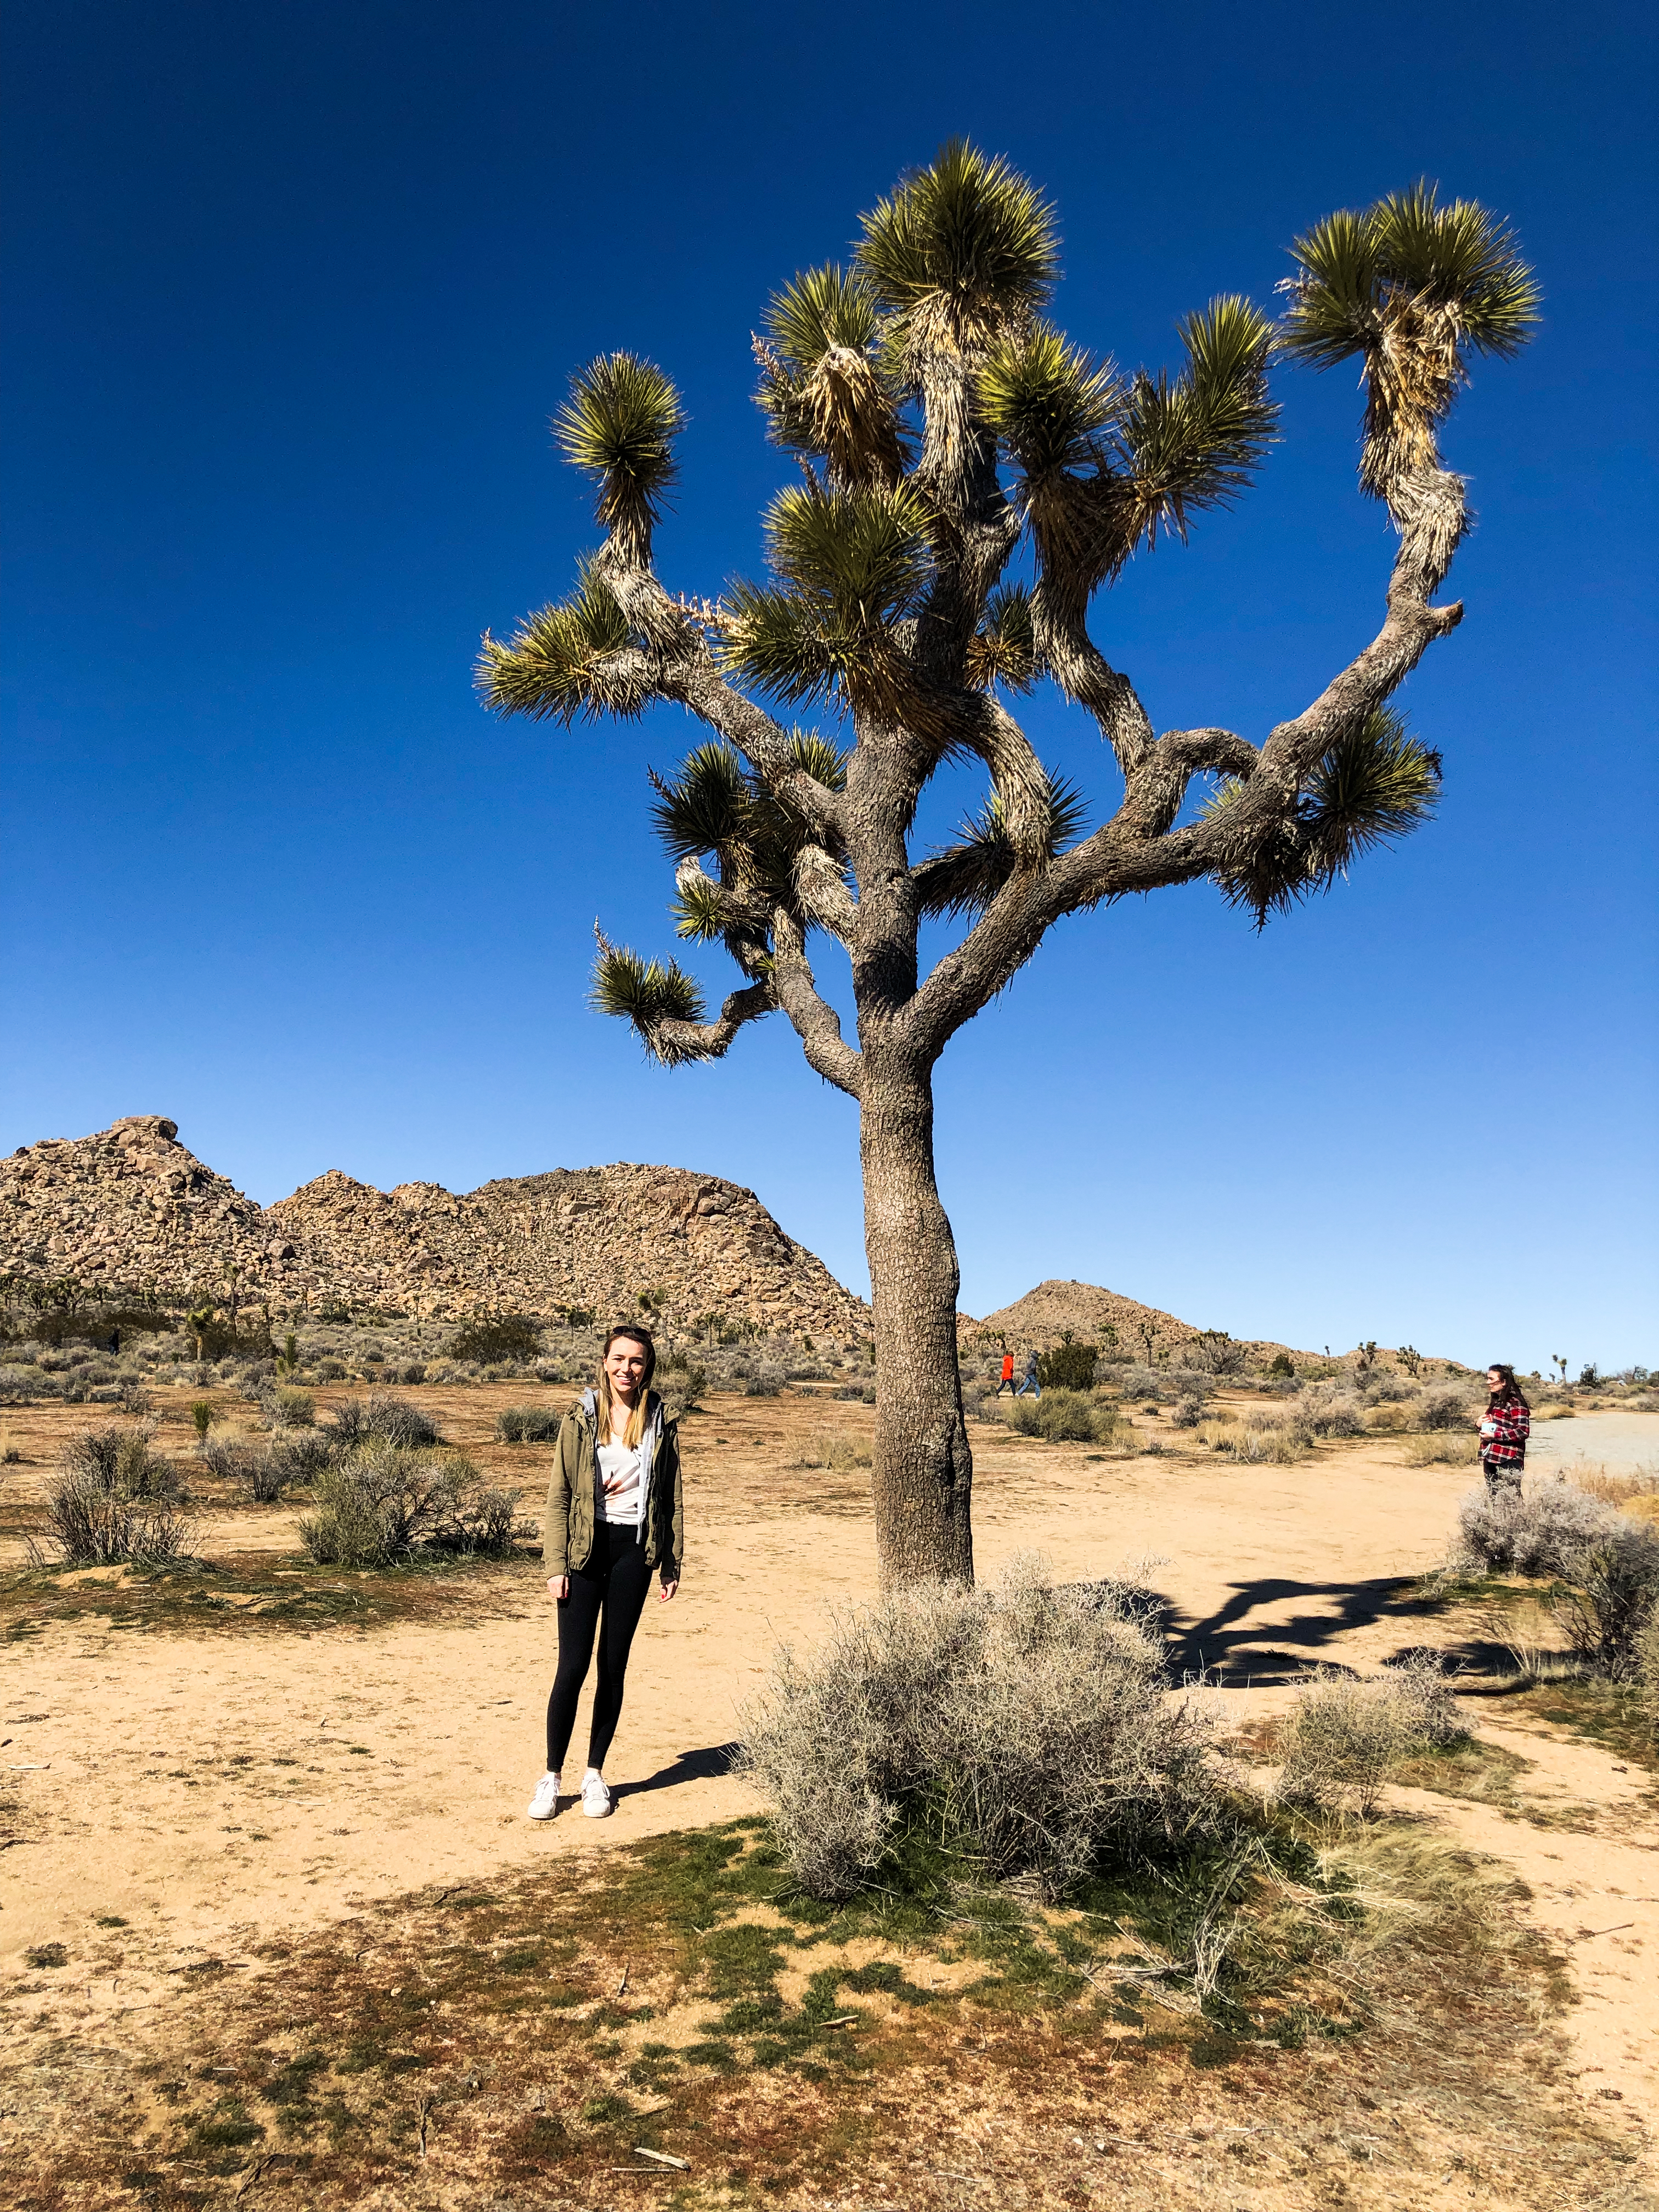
[3,0,1655,1367]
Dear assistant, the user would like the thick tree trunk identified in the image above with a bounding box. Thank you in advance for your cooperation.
[860,1058,974,1586]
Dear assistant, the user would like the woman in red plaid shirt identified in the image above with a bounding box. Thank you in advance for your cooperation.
[1477,1364,1530,1496]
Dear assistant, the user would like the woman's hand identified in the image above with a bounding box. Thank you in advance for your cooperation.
[658,1579,679,1604]
[547,1575,569,1601]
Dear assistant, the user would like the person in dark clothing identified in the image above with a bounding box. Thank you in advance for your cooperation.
[526,1325,682,1823]
[1477,1364,1530,1496]
[1013,1349,1041,1398]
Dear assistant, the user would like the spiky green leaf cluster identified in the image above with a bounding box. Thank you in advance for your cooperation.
[1279,184,1537,496]
[652,733,848,927]
[1279,183,1539,368]
[966,583,1038,692]
[1115,297,1278,546]
[1207,706,1442,922]
[856,138,1059,357]
[766,264,881,368]
[977,323,1122,480]
[554,353,685,557]
[754,265,907,486]
[913,776,1090,918]
[721,481,933,707]
[590,944,706,1032]
[476,560,642,723]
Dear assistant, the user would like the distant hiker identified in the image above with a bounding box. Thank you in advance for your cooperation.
[527,1325,682,1824]
[1014,1349,1041,1399]
[1477,1365,1529,1497]
[995,1351,1015,1395]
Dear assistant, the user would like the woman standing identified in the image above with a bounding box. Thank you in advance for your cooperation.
[527,1325,682,1821]
[1477,1364,1530,1497]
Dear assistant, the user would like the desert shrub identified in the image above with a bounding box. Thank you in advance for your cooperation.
[1297,1385,1364,1438]
[430,1459,526,1556]
[326,1391,438,1450]
[1267,1352,1295,1379]
[1365,1401,1414,1433]
[1277,1660,1466,1818]
[240,1447,289,1504]
[1036,1335,1098,1391]
[1170,1394,1205,1428]
[1401,1432,1480,1466]
[31,1424,193,1567]
[1455,1476,1630,1578]
[496,1404,563,1443]
[1637,1605,1659,1728]
[1420,1386,1475,1431]
[61,1423,178,1499]
[738,1555,1219,1901]
[744,1363,785,1397]
[1001,1388,1116,1443]
[1551,1526,1659,1680]
[315,1357,348,1382]
[1232,1420,1313,1465]
[275,1428,335,1481]
[269,1385,315,1429]
[299,1443,523,1567]
[784,1432,872,1471]
[446,1313,541,1365]
[31,1473,196,1569]
[299,1445,443,1567]
[398,1361,427,1384]
[659,1363,707,1415]
[1361,1372,1414,1404]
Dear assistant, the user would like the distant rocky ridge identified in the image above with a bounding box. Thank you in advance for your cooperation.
[967,1279,1324,1369]
[0,1115,871,1339]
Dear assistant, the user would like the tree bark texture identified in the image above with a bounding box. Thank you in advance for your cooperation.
[859,1062,973,1587]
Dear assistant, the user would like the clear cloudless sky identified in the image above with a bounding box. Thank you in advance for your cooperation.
[3,0,1655,1369]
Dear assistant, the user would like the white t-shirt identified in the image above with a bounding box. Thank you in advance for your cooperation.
[597,1441,643,1526]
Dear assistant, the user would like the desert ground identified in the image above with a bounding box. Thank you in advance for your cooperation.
[2,1383,1656,2210]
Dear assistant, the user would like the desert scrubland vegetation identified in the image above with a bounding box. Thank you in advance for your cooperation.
[2,1342,1657,2205]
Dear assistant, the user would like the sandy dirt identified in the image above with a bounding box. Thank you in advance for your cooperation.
[2,1385,1657,2190]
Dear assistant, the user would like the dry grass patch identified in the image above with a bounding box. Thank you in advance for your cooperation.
[0,1545,541,1643]
[6,1813,1632,2212]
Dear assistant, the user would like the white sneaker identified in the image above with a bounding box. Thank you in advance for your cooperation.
[581,1773,612,1819]
[526,1772,561,1821]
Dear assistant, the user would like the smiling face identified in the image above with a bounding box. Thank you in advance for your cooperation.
[605,1336,649,1403]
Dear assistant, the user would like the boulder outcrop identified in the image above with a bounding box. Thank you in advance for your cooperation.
[0,1116,870,1338]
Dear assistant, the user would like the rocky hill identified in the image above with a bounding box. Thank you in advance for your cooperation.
[0,1116,870,1340]
[964,1278,1319,1367]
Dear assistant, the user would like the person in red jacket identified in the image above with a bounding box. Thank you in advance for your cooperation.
[1477,1364,1530,1496]
[995,1350,1015,1396]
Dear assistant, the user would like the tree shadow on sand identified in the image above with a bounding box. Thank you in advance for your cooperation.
[1165,1573,1463,1686]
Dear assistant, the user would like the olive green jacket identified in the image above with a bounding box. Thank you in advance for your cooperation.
[541,1390,682,1584]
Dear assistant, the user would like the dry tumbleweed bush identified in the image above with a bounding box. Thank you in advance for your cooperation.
[738,1553,1221,1901]
[1276,1659,1466,1818]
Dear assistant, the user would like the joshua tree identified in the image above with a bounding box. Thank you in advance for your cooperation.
[478,147,1536,1586]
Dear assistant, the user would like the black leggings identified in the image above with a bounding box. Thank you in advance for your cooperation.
[546,1523,652,1773]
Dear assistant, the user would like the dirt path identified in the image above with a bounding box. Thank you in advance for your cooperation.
[3,1386,1656,2187]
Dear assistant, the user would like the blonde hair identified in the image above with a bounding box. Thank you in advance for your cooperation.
[596,1325,656,1449]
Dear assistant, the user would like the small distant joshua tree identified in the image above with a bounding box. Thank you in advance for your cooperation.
[479,145,1537,1585]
